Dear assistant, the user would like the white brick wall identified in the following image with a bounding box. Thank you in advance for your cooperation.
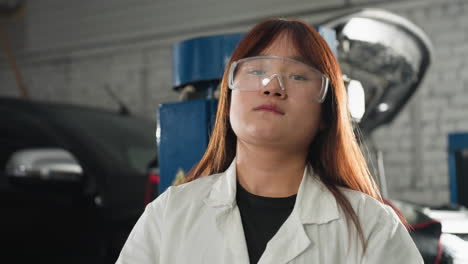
[0,45,176,118]
[0,0,467,206]
[371,0,468,206]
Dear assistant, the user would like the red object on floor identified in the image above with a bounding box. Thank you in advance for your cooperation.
[144,173,160,206]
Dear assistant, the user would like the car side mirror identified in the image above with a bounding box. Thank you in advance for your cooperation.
[6,148,83,186]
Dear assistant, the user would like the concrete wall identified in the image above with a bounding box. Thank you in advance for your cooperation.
[1,0,466,206]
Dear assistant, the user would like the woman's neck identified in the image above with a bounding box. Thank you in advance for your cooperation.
[235,140,307,198]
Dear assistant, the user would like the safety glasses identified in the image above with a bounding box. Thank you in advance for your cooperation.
[228,56,329,103]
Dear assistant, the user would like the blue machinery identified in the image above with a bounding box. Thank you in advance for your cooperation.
[448,133,468,207]
[157,28,336,193]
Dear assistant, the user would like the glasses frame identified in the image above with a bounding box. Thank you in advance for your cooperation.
[228,55,330,103]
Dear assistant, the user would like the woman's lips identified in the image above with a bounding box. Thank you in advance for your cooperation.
[253,104,285,115]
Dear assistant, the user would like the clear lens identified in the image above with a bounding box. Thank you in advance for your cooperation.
[228,56,329,103]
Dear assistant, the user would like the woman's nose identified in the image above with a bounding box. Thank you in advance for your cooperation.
[261,75,287,99]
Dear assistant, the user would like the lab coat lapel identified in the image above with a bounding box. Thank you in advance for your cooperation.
[258,165,340,264]
[204,159,250,263]
[257,210,311,264]
[297,165,340,225]
[215,205,250,263]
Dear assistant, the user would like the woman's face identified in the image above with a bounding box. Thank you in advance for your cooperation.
[229,33,324,150]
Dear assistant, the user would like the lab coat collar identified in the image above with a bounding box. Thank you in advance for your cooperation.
[204,158,340,263]
[204,157,340,225]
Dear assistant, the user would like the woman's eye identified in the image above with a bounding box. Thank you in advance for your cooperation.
[290,75,307,81]
[248,69,266,75]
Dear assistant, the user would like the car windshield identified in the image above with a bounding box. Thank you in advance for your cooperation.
[45,106,156,173]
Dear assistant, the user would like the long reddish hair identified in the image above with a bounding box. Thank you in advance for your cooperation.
[182,18,406,254]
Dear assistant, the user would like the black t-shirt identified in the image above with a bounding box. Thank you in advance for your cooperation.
[236,182,297,264]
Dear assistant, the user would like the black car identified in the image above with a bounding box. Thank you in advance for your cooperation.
[0,97,158,263]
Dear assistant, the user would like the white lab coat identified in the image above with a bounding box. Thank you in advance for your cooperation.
[116,159,423,264]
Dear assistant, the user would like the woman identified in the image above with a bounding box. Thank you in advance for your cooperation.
[116,18,423,264]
